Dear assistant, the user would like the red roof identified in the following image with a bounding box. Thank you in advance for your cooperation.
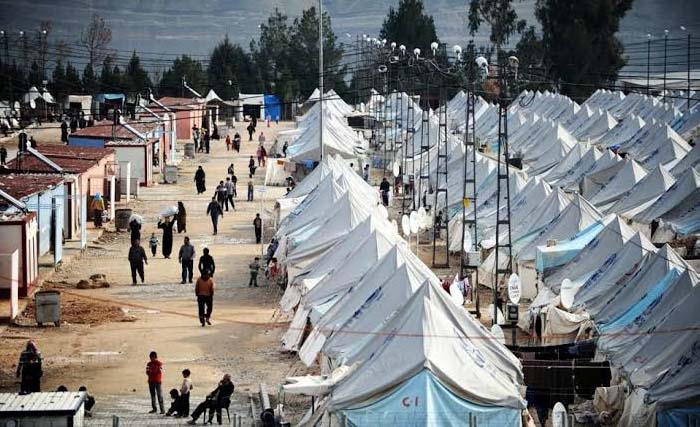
[70,121,159,140]
[2,145,114,174]
[0,174,65,200]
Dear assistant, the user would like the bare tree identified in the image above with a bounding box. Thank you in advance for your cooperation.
[80,13,112,69]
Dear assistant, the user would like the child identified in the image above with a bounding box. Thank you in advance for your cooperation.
[166,389,182,417]
[149,233,159,257]
[179,369,192,416]
[249,257,260,287]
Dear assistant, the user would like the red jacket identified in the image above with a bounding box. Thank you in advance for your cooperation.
[146,359,163,384]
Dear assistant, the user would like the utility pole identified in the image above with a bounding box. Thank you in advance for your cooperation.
[318,0,324,161]
[663,29,669,101]
[646,34,651,95]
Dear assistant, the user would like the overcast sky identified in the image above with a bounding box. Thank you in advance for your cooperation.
[1,0,698,74]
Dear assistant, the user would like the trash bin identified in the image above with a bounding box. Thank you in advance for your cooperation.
[115,208,133,231]
[35,290,60,326]
[184,143,195,158]
[164,165,178,184]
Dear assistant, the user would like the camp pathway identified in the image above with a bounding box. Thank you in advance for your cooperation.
[0,121,304,422]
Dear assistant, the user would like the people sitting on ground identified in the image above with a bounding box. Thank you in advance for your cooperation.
[79,385,96,416]
[187,374,234,425]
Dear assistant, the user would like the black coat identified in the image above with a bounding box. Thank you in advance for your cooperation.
[158,220,175,257]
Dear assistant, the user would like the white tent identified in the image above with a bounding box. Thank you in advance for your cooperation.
[632,166,700,224]
[670,142,700,177]
[605,165,676,218]
[589,158,648,209]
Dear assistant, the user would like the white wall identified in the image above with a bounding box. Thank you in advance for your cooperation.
[114,146,146,185]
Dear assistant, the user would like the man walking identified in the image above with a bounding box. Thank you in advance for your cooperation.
[249,257,260,287]
[253,213,262,244]
[224,177,235,211]
[192,125,200,152]
[215,180,227,209]
[379,177,391,206]
[146,351,165,414]
[195,271,215,326]
[247,179,254,202]
[128,239,148,285]
[206,197,223,235]
[198,248,215,277]
[178,236,195,284]
[0,145,7,165]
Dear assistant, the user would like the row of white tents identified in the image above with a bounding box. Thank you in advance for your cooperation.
[271,155,528,426]
[377,87,700,424]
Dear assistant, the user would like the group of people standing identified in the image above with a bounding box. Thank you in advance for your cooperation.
[191,123,220,154]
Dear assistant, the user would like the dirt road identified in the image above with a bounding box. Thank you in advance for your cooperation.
[0,122,307,423]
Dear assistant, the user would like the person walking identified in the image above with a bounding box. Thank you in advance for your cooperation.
[379,177,391,206]
[282,141,288,157]
[128,239,148,285]
[253,213,262,244]
[192,125,200,152]
[248,156,256,176]
[260,145,267,167]
[363,164,370,182]
[194,271,215,327]
[203,128,211,154]
[17,341,42,394]
[258,131,266,146]
[225,135,231,151]
[149,233,159,257]
[194,166,206,194]
[60,120,69,143]
[227,163,235,177]
[233,132,241,152]
[206,197,223,235]
[146,351,165,414]
[0,146,7,165]
[247,179,254,201]
[176,201,187,233]
[129,218,142,243]
[248,257,260,287]
[158,218,175,258]
[198,248,215,277]
[256,145,263,167]
[215,180,227,209]
[224,177,235,211]
[178,236,196,284]
[91,193,105,228]
[231,173,238,198]
[247,122,255,141]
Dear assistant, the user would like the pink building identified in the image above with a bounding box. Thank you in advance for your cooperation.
[151,97,208,141]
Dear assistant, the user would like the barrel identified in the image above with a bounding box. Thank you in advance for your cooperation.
[184,143,195,158]
[114,208,133,231]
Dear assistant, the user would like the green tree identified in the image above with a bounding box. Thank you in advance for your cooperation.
[468,0,526,51]
[535,0,632,98]
[124,51,152,94]
[64,62,82,94]
[250,8,292,96]
[49,59,66,98]
[27,61,42,87]
[289,6,346,99]
[379,0,439,52]
[159,55,208,97]
[100,55,122,92]
[82,62,99,95]
[208,35,256,99]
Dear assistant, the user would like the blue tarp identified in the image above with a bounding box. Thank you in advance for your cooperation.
[599,269,680,333]
[657,407,700,427]
[264,94,281,121]
[341,370,521,427]
[94,93,125,103]
[536,220,605,272]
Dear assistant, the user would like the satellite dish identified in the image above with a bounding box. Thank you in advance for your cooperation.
[401,215,411,237]
[409,211,420,234]
[377,204,389,219]
[449,283,465,306]
[491,324,506,344]
[508,273,522,305]
[560,278,575,310]
[552,402,568,427]
[417,206,430,228]
[392,161,400,177]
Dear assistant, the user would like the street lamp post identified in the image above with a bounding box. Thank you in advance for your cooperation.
[318,0,324,161]
[647,34,652,95]
[663,29,669,102]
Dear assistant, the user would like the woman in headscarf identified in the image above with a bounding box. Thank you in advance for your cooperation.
[194,166,206,194]
[175,201,187,233]
[91,193,105,228]
[129,218,142,243]
[17,340,42,393]
[158,217,175,258]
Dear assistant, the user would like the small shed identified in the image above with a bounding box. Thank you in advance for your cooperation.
[0,210,38,302]
[237,93,265,120]
[0,391,86,427]
[63,95,93,120]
